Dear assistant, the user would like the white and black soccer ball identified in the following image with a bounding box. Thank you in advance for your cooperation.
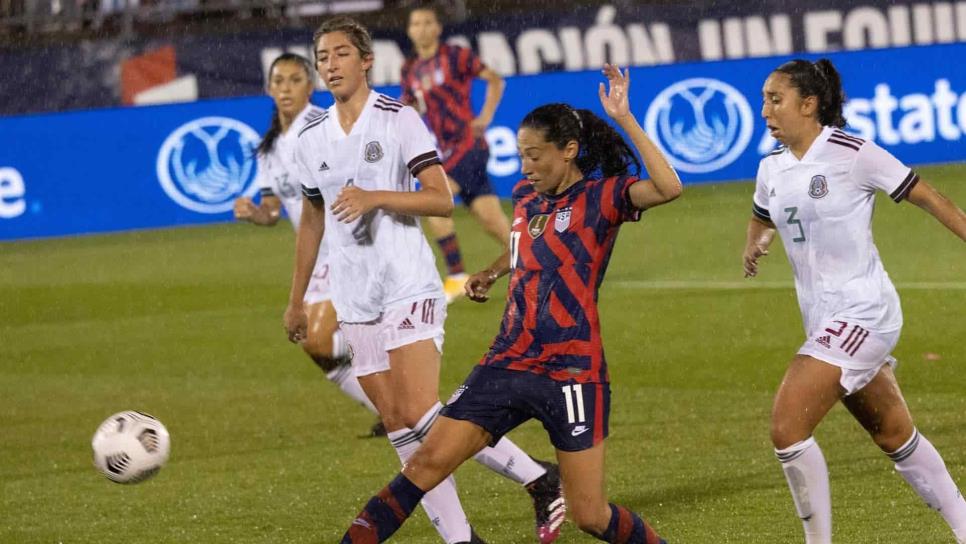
[91,411,170,484]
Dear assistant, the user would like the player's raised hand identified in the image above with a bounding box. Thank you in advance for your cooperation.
[331,186,376,223]
[465,269,498,303]
[233,197,257,221]
[599,63,631,121]
[283,302,308,344]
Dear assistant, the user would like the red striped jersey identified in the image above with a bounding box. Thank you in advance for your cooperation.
[400,44,485,170]
[480,176,642,383]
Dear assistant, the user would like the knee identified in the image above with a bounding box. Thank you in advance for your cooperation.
[770,417,809,450]
[302,334,335,364]
[870,420,914,453]
[571,503,611,536]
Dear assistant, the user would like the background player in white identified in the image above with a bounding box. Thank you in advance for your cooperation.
[743,58,966,543]
[232,52,382,437]
[283,17,563,544]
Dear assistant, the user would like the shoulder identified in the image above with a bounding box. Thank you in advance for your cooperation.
[297,108,330,138]
[511,179,535,202]
[374,93,405,113]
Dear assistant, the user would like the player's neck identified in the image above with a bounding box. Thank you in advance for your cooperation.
[278,111,296,134]
[550,168,584,195]
[788,123,823,160]
[334,85,370,133]
[416,41,440,60]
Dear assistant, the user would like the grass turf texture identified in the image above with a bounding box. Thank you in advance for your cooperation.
[1,165,964,543]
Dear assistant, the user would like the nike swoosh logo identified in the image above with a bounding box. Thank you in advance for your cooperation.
[571,427,589,437]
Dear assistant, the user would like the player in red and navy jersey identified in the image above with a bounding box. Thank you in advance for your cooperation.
[401,4,511,303]
[341,64,682,544]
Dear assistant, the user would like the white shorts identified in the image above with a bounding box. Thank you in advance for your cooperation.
[303,262,331,305]
[797,318,901,395]
[340,297,446,377]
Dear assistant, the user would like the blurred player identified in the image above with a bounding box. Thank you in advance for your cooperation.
[233,52,383,438]
[340,64,681,544]
[401,4,511,303]
[284,17,564,544]
[744,58,966,543]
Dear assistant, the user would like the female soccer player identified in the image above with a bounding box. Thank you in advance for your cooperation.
[340,63,681,544]
[744,58,966,543]
[283,17,563,544]
[233,53,382,436]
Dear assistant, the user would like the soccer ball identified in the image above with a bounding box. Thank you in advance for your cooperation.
[91,411,170,484]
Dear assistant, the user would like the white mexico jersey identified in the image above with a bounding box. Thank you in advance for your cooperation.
[294,91,445,322]
[753,126,920,335]
[255,104,329,263]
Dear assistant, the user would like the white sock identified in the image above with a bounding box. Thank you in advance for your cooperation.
[414,402,548,486]
[325,363,377,414]
[474,437,547,485]
[389,425,471,544]
[776,436,832,544]
[331,329,349,359]
[889,429,966,540]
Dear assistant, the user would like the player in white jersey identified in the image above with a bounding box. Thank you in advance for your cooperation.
[232,53,382,437]
[743,58,966,544]
[282,17,564,544]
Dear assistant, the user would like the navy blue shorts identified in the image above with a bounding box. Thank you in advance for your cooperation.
[440,365,610,452]
[447,145,494,207]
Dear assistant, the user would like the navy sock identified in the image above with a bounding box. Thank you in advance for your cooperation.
[596,503,664,544]
[341,473,425,543]
[437,233,465,275]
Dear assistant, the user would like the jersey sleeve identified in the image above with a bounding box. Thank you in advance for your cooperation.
[602,176,643,224]
[853,140,919,202]
[254,154,276,199]
[397,106,442,177]
[294,140,323,202]
[455,46,484,81]
[752,161,772,223]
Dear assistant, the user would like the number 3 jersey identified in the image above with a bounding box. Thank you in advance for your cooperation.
[480,176,642,384]
[255,104,329,265]
[294,91,445,323]
[753,126,920,335]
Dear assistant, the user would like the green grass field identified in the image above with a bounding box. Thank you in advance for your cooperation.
[1,165,964,543]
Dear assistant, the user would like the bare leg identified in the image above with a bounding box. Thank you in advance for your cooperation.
[468,194,511,249]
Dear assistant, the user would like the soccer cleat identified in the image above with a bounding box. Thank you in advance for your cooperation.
[525,460,566,543]
[443,273,469,304]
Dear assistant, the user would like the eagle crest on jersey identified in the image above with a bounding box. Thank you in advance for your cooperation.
[364,141,384,163]
[528,214,550,238]
[809,175,829,199]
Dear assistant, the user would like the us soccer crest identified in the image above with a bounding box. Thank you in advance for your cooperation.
[528,214,550,238]
[364,141,384,163]
[555,208,572,233]
[808,175,829,199]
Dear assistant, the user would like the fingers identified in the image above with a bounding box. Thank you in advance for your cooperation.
[598,81,606,101]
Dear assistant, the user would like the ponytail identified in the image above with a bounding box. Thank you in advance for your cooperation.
[774,58,847,128]
[256,53,314,157]
[520,103,640,179]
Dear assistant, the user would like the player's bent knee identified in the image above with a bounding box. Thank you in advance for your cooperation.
[870,420,914,452]
[771,420,808,450]
[570,505,610,536]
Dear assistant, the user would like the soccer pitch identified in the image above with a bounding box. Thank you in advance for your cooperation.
[1,166,963,543]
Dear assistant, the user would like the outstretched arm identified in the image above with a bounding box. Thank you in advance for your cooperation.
[598,63,682,210]
[905,179,966,241]
[743,217,777,278]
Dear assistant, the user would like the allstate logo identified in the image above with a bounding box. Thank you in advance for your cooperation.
[644,78,753,174]
[156,117,260,213]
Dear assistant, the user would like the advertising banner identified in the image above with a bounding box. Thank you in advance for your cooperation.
[2,43,964,241]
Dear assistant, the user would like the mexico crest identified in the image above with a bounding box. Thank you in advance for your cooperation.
[528,214,550,238]
[364,141,384,163]
[808,175,829,199]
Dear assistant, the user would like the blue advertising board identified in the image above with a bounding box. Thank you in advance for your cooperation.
[2,43,965,241]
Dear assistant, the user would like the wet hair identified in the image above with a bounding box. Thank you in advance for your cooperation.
[408,2,443,23]
[774,58,847,128]
[313,16,374,65]
[520,103,641,179]
[257,53,313,157]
